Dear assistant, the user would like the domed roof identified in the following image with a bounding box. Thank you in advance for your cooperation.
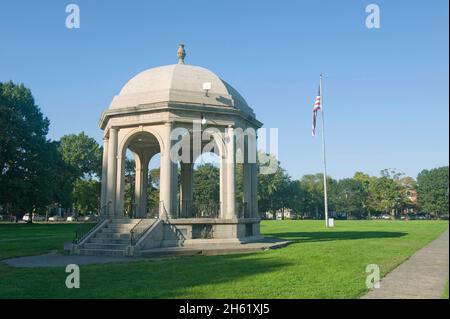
[109,63,255,117]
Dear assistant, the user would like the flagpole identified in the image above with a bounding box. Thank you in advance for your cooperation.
[320,74,329,228]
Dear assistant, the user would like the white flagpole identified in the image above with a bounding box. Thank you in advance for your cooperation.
[319,74,329,228]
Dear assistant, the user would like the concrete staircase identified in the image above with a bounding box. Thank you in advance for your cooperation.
[77,219,142,257]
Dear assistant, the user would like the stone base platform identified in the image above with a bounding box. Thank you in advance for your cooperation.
[4,238,291,268]
[72,217,288,257]
[138,237,291,257]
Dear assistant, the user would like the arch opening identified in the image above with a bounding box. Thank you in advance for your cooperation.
[176,134,223,219]
[119,131,161,218]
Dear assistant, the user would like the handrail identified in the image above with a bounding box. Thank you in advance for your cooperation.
[162,207,186,243]
[130,218,157,246]
[98,202,111,219]
[73,202,110,243]
[176,200,221,218]
[166,220,187,243]
[133,219,164,248]
[160,200,168,220]
[192,202,220,218]
[73,215,107,244]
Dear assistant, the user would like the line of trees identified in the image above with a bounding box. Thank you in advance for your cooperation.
[1,82,448,221]
[0,82,102,221]
[257,157,448,220]
[176,159,448,220]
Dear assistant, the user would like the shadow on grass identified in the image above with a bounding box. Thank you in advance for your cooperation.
[266,231,408,243]
[143,254,293,298]
[0,253,294,298]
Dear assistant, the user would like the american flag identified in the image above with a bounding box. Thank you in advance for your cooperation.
[312,85,321,137]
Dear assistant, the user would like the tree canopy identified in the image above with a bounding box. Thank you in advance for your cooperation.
[333,178,366,219]
[0,82,59,215]
[192,163,220,213]
[58,132,102,178]
[417,166,449,218]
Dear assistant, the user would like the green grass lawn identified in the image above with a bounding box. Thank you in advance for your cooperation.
[443,280,449,299]
[0,220,447,298]
[0,222,93,260]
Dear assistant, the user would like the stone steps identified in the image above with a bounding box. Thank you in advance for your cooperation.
[78,248,127,257]
[89,237,130,245]
[83,243,129,250]
[100,228,131,234]
[103,223,138,229]
[109,219,141,225]
[76,218,144,257]
[94,233,131,239]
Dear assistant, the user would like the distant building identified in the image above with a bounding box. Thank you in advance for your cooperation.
[407,189,417,204]
[264,211,274,219]
[265,208,294,220]
[402,189,418,215]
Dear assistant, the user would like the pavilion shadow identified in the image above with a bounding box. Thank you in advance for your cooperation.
[264,231,408,243]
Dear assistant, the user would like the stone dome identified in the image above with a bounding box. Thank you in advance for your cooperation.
[109,63,255,117]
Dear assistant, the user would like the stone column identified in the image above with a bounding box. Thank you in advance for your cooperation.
[251,162,258,217]
[100,137,109,210]
[134,155,143,217]
[140,164,149,217]
[180,162,193,217]
[106,127,118,218]
[134,151,151,218]
[243,162,252,218]
[225,125,236,219]
[115,153,125,217]
[160,122,177,219]
[219,154,227,219]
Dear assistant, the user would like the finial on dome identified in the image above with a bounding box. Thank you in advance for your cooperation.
[177,43,186,64]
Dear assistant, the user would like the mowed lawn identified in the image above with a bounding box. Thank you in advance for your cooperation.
[0,220,447,298]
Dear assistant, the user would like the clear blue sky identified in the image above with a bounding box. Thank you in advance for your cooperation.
[0,0,448,180]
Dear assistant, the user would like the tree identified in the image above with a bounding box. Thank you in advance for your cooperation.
[58,132,102,178]
[353,172,376,216]
[51,145,78,209]
[380,168,404,181]
[398,176,417,214]
[417,167,449,219]
[149,168,160,188]
[277,179,302,219]
[120,158,160,216]
[192,164,220,214]
[0,81,57,219]
[57,132,103,214]
[333,178,367,219]
[123,158,136,215]
[298,173,336,219]
[366,174,404,217]
[354,172,375,193]
[147,168,160,212]
[72,179,101,213]
[257,153,292,215]
[236,163,244,205]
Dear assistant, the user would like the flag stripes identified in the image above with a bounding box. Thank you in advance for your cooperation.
[312,86,321,137]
